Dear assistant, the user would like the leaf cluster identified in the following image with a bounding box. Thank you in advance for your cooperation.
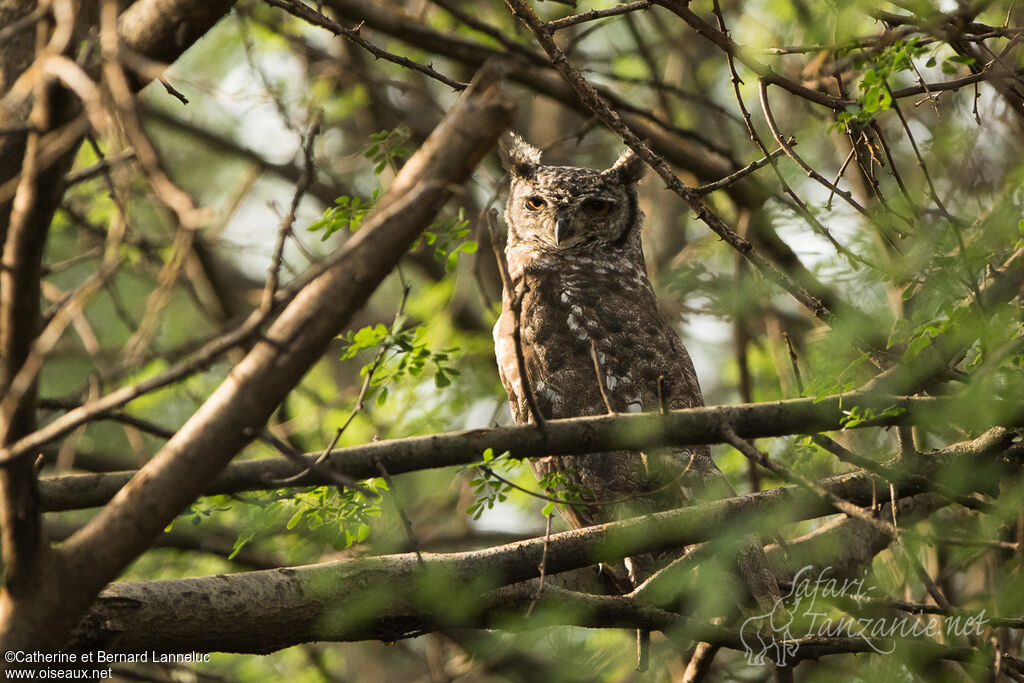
[342,322,462,400]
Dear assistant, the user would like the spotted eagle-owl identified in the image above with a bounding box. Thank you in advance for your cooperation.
[493,133,733,586]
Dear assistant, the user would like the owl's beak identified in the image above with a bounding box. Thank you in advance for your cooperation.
[554,215,572,246]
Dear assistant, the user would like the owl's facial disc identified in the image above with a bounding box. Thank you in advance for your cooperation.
[508,163,636,251]
[519,192,622,249]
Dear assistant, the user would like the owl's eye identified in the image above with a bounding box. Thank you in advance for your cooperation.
[525,196,546,211]
[584,199,613,216]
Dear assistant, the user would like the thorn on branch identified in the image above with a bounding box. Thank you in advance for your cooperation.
[159,78,189,105]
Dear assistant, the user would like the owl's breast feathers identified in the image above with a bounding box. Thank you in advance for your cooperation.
[494,249,730,533]
[496,252,703,423]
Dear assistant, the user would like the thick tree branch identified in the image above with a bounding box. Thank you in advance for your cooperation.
[38,63,514,651]
[74,575,1020,673]
[0,0,242,655]
[0,29,54,609]
[38,394,1021,512]
[67,431,1016,656]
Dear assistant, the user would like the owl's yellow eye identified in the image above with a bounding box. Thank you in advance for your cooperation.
[525,196,546,211]
[584,199,612,215]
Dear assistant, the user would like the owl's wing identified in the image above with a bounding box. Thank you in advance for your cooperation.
[493,302,560,425]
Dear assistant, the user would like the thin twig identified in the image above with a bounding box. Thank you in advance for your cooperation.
[486,209,545,427]
[652,0,849,110]
[64,150,137,186]
[756,80,871,220]
[272,427,346,486]
[782,331,804,395]
[546,1,652,32]
[261,427,372,493]
[525,513,553,617]
[0,302,277,464]
[0,6,48,42]
[480,466,583,508]
[709,3,877,266]
[262,111,323,310]
[504,0,836,326]
[826,146,858,211]
[264,0,468,90]
[158,78,189,105]
[868,120,918,215]
[719,425,896,538]
[589,340,615,415]
[428,0,544,65]
[276,278,412,487]
[693,143,790,195]
[375,458,423,563]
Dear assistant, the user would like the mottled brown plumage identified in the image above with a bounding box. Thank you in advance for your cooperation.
[493,133,732,585]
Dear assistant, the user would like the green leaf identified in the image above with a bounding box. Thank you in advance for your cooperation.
[229,531,254,560]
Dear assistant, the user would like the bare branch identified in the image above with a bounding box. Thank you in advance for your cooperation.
[694,143,789,195]
[262,112,322,310]
[47,64,513,651]
[264,0,468,90]
[38,395,1018,512]
[546,1,652,32]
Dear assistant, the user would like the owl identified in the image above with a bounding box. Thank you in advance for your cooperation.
[493,133,734,587]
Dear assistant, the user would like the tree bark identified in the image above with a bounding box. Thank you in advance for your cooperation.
[0,0,258,654]
[66,441,993,654]
[5,60,513,653]
[37,393,1021,512]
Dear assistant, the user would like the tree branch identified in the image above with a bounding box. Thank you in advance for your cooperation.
[67,438,1017,660]
[18,62,512,652]
[38,400,1019,513]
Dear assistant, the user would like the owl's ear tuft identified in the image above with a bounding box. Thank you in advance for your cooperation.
[498,131,542,178]
[605,148,645,184]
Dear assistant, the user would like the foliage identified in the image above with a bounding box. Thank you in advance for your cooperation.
[341,321,461,396]
[12,0,1024,680]
[466,449,514,520]
[307,191,378,239]
[365,126,411,174]
[229,480,389,558]
[412,208,478,273]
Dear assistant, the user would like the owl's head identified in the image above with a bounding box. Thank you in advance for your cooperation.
[498,132,645,256]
